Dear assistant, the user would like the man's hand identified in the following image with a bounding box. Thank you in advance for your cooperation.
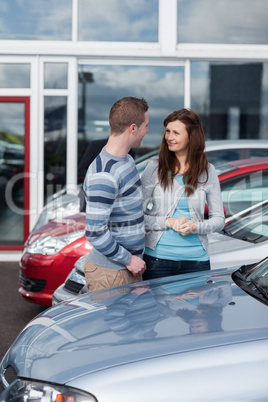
[126,255,146,276]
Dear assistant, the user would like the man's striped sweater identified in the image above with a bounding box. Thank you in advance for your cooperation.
[83,147,145,270]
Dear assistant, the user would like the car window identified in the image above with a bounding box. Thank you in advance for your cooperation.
[207,148,268,167]
[225,202,268,243]
[220,170,268,217]
[250,149,268,158]
[207,150,241,166]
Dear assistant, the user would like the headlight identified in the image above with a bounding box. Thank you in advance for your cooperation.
[26,231,84,255]
[5,379,97,402]
[66,267,86,285]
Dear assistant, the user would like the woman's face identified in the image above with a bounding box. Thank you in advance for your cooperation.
[189,318,209,333]
[165,120,189,156]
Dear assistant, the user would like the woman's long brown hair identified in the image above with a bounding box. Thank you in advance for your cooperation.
[158,108,209,196]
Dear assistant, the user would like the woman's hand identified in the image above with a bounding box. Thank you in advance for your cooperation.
[165,217,197,236]
[165,217,188,231]
[177,220,197,236]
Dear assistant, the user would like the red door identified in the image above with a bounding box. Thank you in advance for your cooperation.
[0,97,30,250]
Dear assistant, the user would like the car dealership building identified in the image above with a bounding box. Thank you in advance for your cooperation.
[0,0,268,252]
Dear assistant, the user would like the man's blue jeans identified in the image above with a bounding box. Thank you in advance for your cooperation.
[143,254,211,280]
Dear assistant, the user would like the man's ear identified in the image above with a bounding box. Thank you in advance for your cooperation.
[129,123,136,134]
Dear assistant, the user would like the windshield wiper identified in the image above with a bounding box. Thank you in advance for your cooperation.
[222,227,233,236]
[250,234,265,243]
[233,234,265,243]
[250,278,268,301]
[235,235,251,242]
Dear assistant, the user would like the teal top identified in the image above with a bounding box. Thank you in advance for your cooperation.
[145,175,209,261]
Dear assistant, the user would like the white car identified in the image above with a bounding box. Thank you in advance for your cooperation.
[209,199,268,269]
[52,200,268,305]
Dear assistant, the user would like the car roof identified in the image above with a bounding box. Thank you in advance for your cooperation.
[205,139,268,151]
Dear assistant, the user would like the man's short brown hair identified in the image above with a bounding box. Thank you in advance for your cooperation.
[109,97,149,134]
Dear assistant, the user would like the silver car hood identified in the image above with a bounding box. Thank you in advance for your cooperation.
[208,232,268,269]
[3,270,268,385]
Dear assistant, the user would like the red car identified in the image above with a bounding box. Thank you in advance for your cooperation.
[19,157,268,306]
[19,213,91,306]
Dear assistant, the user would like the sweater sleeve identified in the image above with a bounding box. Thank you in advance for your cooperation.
[141,160,167,231]
[195,164,225,234]
[83,171,132,265]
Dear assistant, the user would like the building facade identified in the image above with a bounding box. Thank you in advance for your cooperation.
[0,0,268,250]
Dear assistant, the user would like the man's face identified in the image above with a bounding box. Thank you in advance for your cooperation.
[134,111,149,147]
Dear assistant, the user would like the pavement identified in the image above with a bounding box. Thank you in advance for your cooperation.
[0,261,47,361]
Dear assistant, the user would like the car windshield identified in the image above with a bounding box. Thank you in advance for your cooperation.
[223,200,268,243]
[232,257,268,306]
[215,163,238,176]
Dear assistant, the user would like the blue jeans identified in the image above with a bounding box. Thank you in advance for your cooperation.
[143,254,211,280]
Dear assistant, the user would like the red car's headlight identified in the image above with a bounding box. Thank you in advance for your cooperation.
[26,231,85,255]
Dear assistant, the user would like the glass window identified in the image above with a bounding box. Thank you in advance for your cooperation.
[207,151,241,167]
[78,0,158,42]
[226,202,268,243]
[177,0,268,44]
[0,0,72,40]
[220,170,268,217]
[77,64,184,170]
[207,149,268,167]
[191,61,268,141]
[250,150,268,158]
[44,96,67,201]
[44,63,68,89]
[0,102,25,245]
[0,64,30,88]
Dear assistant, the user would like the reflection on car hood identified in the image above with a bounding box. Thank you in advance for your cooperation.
[26,213,86,245]
[5,269,268,385]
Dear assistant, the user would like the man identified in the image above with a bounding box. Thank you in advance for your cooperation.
[78,138,135,180]
[78,138,135,212]
[83,96,149,292]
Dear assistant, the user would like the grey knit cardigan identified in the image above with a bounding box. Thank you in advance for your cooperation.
[140,160,225,251]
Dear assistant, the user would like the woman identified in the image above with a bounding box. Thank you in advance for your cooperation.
[141,108,225,280]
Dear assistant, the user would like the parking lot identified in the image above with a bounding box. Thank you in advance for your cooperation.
[0,261,47,361]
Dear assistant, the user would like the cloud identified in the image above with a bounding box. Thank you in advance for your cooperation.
[0,0,72,39]
[28,0,72,39]
[78,0,158,41]
[87,65,183,99]
[80,64,185,144]
[0,103,24,136]
[178,0,268,44]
